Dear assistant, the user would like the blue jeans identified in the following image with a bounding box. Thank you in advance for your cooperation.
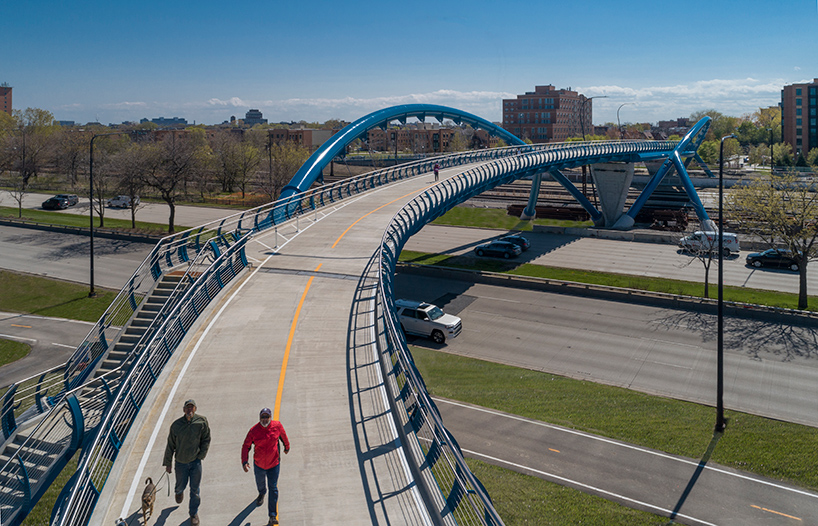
[175,459,202,516]
[254,463,281,518]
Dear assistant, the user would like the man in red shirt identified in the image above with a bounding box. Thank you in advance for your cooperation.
[242,408,290,525]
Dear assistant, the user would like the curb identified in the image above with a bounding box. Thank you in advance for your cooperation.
[0,218,164,244]
[396,262,818,327]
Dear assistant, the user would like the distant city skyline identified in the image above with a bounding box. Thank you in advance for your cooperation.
[2,0,816,126]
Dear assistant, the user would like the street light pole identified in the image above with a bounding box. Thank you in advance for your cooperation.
[769,127,774,172]
[617,102,634,140]
[88,131,131,297]
[716,133,737,433]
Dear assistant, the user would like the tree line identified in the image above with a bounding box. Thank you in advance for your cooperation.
[0,108,311,233]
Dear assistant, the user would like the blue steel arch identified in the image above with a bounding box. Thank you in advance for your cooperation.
[279,104,526,201]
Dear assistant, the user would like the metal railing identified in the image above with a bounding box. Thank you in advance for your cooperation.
[371,139,684,524]
[1,138,683,525]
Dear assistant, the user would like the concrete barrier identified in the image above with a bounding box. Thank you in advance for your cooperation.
[0,218,164,244]
[397,262,818,328]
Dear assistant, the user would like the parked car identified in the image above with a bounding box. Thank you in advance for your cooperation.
[42,196,70,210]
[500,234,530,251]
[55,193,79,206]
[395,299,462,343]
[107,195,139,208]
[745,249,801,271]
[474,240,522,259]
[678,231,740,256]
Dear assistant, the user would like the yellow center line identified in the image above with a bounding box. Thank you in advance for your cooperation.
[548,448,560,453]
[11,324,32,329]
[331,186,434,248]
[276,183,431,418]
[751,504,802,521]
[274,262,322,421]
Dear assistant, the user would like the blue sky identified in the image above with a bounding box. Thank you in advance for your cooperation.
[2,0,817,126]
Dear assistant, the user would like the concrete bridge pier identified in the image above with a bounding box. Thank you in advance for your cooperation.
[591,162,634,229]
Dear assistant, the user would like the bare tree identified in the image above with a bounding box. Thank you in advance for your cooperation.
[256,140,310,203]
[109,143,150,228]
[143,130,208,233]
[730,170,818,309]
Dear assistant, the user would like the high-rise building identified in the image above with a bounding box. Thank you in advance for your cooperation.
[502,85,590,143]
[781,78,818,155]
[0,83,11,116]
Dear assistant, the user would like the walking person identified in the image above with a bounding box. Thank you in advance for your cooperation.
[163,399,211,526]
[433,162,440,181]
[242,407,290,526]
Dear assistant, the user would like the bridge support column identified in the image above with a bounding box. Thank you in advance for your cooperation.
[521,172,542,220]
[590,162,634,228]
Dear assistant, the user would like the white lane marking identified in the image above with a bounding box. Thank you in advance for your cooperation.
[51,342,76,349]
[435,398,818,500]
[0,333,37,343]
[462,448,717,526]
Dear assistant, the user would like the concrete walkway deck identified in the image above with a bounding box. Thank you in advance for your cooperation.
[91,173,444,525]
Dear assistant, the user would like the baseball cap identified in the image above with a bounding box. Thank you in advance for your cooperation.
[184,399,197,408]
[259,407,272,417]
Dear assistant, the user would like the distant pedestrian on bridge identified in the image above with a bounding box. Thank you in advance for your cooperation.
[242,407,290,526]
[163,399,210,526]
[433,162,440,181]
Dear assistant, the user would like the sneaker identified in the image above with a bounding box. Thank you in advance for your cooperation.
[175,492,183,504]
[267,517,278,525]
[190,514,199,526]
[256,492,265,506]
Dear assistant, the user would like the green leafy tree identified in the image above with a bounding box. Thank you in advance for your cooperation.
[256,140,310,202]
[807,148,818,167]
[730,171,818,309]
[690,110,738,141]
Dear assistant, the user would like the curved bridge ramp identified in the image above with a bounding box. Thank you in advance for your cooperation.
[90,168,473,525]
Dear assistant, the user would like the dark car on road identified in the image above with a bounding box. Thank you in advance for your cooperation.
[474,240,522,259]
[745,249,800,271]
[42,196,70,210]
[55,193,79,206]
[500,234,530,251]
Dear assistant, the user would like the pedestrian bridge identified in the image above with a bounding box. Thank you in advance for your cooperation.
[0,106,714,526]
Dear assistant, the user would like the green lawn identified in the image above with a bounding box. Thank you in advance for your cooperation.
[467,458,667,525]
[0,206,186,234]
[0,270,116,322]
[411,347,818,491]
[431,206,594,230]
[0,338,31,366]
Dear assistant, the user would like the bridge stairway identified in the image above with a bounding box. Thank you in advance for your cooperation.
[0,272,184,525]
[90,272,183,385]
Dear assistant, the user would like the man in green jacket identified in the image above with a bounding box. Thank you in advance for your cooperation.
[164,399,210,526]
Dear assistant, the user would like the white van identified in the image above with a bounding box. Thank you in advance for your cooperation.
[679,231,740,256]
[395,299,462,343]
[107,195,140,208]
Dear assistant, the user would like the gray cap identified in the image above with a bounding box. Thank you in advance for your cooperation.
[260,407,272,417]
[184,399,196,408]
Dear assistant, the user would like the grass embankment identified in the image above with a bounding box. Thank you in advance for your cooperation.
[0,339,31,366]
[0,206,187,234]
[411,347,818,523]
[411,206,817,311]
[0,270,116,322]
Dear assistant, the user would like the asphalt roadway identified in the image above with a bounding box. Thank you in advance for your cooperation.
[0,311,95,384]
[4,179,818,524]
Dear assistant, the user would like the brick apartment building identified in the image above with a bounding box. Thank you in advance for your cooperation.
[1,84,11,115]
[502,85,590,143]
[781,78,818,155]
[366,126,494,153]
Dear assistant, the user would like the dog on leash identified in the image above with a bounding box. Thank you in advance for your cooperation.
[141,477,156,525]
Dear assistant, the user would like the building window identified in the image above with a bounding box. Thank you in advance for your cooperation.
[796,118,802,126]
[796,88,802,95]
[797,108,802,116]
[811,87,817,95]
[796,98,802,106]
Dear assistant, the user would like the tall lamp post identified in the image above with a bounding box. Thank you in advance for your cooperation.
[88,131,132,297]
[768,127,774,172]
[617,102,635,140]
[579,95,608,202]
[716,133,737,432]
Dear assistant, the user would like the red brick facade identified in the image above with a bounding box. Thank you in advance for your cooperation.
[0,86,11,116]
[502,85,590,143]
[781,79,818,155]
